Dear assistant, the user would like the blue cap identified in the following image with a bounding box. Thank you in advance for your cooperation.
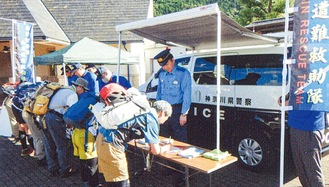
[71,63,83,73]
[153,49,173,66]
[86,63,96,69]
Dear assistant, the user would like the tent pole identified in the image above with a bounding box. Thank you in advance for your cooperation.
[31,24,36,84]
[216,9,222,152]
[279,1,291,186]
[127,64,130,82]
[32,49,36,83]
[11,19,16,83]
[63,63,68,85]
[116,32,122,84]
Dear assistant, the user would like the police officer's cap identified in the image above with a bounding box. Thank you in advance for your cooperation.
[153,49,173,66]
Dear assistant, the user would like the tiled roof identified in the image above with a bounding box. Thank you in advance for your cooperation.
[24,0,70,43]
[0,0,150,43]
[0,0,44,40]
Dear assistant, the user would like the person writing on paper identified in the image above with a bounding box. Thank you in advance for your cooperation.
[92,83,173,187]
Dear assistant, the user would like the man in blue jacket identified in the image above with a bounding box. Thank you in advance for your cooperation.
[71,63,99,94]
[97,66,131,90]
[278,94,325,187]
[288,110,325,187]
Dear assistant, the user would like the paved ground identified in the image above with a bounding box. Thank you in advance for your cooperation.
[0,135,329,187]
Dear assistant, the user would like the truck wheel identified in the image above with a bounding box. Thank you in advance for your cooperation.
[236,134,275,172]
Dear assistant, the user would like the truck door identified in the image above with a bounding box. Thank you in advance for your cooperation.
[188,55,234,149]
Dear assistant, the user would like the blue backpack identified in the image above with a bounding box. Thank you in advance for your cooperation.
[63,92,99,152]
[63,92,99,129]
[12,82,43,111]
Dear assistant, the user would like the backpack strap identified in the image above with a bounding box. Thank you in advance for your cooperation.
[47,86,74,114]
[84,125,89,153]
[131,99,148,112]
[84,114,98,153]
[12,101,23,112]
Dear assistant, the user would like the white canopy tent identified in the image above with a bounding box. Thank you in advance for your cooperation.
[116,4,286,183]
[116,3,279,148]
[34,37,139,65]
[34,37,140,85]
[116,4,278,51]
[63,37,139,64]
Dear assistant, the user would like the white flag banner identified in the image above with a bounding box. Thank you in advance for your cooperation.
[12,20,34,82]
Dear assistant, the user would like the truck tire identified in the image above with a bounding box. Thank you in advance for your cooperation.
[236,133,275,172]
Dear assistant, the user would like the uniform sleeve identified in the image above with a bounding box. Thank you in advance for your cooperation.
[156,73,162,101]
[181,70,192,114]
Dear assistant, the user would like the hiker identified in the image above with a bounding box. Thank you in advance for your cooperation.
[20,81,47,165]
[93,83,172,186]
[42,83,78,178]
[69,77,100,187]
[97,66,131,90]
[22,106,47,166]
[71,63,99,94]
[61,65,78,86]
[11,81,36,156]
[2,82,20,144]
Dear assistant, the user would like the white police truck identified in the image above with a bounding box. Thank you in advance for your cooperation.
[138,45,329,172]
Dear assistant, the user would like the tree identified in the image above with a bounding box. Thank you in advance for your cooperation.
[238,0,291,26]
[154,0,294,26]
[154,0,211,17]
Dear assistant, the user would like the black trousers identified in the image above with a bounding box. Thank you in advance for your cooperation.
[79,157,99,187]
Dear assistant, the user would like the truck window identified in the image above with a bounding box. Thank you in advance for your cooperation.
[193,54,285,86]
[226,54,284,86]
[231,67,282,85]
[193,56,226,85]
[176,57,190,69]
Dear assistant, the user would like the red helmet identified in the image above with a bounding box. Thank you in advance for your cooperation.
[99,83,127,105]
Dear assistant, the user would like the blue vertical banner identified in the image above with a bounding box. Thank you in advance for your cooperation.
[290,0,329,111]
[13,20,34,83]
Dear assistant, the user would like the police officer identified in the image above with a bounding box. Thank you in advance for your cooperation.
[153,48,192,143]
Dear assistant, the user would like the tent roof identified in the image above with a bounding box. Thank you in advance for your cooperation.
[34,45,73,65]
[116,3,279,50]
[34,37,139,65]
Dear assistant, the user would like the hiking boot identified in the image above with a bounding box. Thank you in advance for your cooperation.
[50,170,60,177]
[60,167,76,178]
[29,150,37,158]
[14,140,21,146]
[9,136,19,144]
[21,147,33,156]
[37,157,47,166]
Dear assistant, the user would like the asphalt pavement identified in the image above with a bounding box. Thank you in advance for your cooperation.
[1,135,329,187]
